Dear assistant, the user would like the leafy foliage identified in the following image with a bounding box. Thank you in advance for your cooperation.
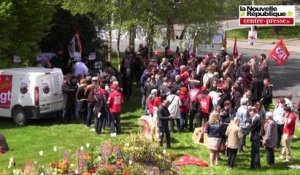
[39,8,101,57]
[0,0,56,66]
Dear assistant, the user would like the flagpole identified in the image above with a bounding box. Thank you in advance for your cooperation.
[250,0,255,45]
[251,0,254,33]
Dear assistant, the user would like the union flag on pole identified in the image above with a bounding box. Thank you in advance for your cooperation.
[269,39,290,65]
[233,37,238,58]
[75,31,83,53]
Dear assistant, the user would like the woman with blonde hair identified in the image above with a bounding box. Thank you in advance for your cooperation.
[226,117,243,170]
[204,111,223,166]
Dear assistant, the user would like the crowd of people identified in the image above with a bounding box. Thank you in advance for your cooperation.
[135,45,297,169]
[61,59,124,136]
[59,44,298,170]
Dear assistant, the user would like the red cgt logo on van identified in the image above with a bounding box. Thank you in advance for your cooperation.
[20,82,28,94]
[42,83,50,94]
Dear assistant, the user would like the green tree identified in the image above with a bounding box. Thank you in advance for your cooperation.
[0,0,56,67]
[39,8,100,57]
[62,0,114,61]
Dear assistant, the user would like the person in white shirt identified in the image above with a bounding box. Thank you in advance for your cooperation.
[209,88,220,111]
[273,97,286,148]
[74,58,89,77]
[284,92,294,111]
[203,70,213,87]
[167,89,182,133]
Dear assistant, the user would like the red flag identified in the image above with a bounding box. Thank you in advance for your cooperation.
[269,39,290,65]
[176,155,208,167]
[68,31,83,59]
[233,37,238,58]
[75,31,83,53]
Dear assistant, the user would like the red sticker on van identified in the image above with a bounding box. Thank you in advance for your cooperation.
[42,83,50,94]
[20,82,28,94]
[0,75,12,108]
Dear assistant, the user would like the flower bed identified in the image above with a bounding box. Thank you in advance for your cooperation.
[8,134,178,175]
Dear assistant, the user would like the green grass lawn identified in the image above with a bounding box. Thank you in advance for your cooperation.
[1,85,300,174]
[227,25,300,40]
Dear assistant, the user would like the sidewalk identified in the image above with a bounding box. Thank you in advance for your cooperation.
[227,38,300,53]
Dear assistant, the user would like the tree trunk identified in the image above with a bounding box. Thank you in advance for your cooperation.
[129,25,136,53]
[147,0,157,59]
[117,20,123,70]
[107,21,112,62]
[167,21,171,47]
[167,0,176,48]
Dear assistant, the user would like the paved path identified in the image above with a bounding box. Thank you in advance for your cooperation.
[227,38,300,53]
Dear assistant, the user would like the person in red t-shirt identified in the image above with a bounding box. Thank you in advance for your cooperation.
[180,65,189,83]
[280,106,296,162]
[107,84,123,135]
[188,83,201,131]
[193,86,213,127]
[179,87,189,132]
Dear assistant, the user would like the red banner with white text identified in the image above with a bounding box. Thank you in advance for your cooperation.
[0,75,12,108]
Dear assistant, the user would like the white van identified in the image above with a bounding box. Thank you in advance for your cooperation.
[0,67,64,125]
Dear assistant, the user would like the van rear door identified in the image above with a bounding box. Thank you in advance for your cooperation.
[37,68,63,113]
[50,69,63,103]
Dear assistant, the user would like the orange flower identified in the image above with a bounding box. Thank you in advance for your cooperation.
[122,170,130,175]
[19,166,24,172]
[103,165,115,173]
[82,172,90,175]
[84,153,92,160]
[50,162,59,168]
[58,160,69,173]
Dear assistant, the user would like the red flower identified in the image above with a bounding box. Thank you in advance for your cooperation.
[89,166,96,173]
[50,162,59,168]
[116,159,123,167]
[25,160,31,167]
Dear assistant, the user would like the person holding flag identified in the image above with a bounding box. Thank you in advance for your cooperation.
[258,54,269,80]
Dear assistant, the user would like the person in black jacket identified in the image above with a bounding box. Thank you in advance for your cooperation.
[93,88,109,134]
[62,75,76,123]
[247,107,262,170]
[261,78,273,111]
[0,134,9,153]
[250,73,264,104]
[157,99,172,148]
[120,51,133,101]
